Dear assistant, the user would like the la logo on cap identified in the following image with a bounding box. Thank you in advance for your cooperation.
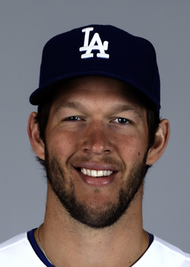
[79,27,110,59]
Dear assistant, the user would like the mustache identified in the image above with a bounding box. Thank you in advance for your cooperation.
[68,155,126,171]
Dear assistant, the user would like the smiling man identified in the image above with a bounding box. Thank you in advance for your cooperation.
[0,25,189,266]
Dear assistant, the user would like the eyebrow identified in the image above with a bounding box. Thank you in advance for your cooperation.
[111,104,143,118]
[54,101,83,115]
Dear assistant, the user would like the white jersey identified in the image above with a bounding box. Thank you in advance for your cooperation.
[0,229,190,266]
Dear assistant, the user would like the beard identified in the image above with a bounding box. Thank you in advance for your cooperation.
[44,148,148,229]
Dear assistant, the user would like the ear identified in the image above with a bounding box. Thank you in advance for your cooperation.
[27,112,45,160]
[146,119,170,165]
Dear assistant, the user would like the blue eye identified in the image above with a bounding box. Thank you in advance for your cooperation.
[115,118,129,124]
[65,116,81,121]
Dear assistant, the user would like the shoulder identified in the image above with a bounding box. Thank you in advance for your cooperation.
[154,236,190,261]
[135,235,190,267]
[0,232,27,253]
[0,232,44,266]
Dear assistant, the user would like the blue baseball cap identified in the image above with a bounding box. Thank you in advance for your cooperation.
[29,24,160,111]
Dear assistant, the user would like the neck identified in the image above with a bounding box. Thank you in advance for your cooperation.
[35,184,149,267]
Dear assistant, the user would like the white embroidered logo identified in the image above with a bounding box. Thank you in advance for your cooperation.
[79,27,110,59]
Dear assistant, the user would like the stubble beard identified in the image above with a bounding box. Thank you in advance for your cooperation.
[44,148,148,229]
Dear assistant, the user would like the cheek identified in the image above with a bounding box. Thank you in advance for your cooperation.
[46,130,79,160]
[117,134,147,161]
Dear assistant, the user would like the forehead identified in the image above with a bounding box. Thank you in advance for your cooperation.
[51,76,146,108]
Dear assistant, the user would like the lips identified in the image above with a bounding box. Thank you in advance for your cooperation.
[73,162,117,186]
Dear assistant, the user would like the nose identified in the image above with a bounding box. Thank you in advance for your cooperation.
[82,121,112,155]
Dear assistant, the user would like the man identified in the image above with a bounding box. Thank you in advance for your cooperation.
[0,24,189,266]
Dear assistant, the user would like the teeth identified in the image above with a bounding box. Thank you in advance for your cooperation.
[81,168,113,177]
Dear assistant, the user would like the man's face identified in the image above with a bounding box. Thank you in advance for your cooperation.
[44,76,150,228]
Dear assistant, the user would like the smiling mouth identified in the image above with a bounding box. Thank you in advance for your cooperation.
[80,168,113,177]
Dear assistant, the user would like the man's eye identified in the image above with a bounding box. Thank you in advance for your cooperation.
[114,117,129,124]
[65,116,81,121]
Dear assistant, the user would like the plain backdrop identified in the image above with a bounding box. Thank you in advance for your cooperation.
[0,1,189,253]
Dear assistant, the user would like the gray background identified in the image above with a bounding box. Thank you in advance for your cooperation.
[0,1,190,253]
